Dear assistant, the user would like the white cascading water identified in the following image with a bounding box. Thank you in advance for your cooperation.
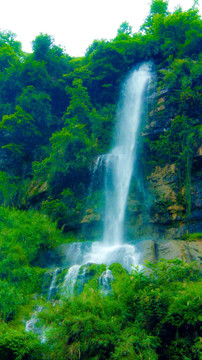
[62,264,81,297]
[83,63,152,270]
[99,268,114,295]
[47,268,60,301]
[103,64,151,245]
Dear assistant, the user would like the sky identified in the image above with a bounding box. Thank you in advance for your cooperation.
[0,0,201,57]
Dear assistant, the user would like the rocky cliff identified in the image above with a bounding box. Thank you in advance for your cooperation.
[126,87,202,241]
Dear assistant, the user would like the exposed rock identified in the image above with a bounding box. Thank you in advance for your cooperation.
[143,161,202,236]
[148,164,186,225]
[74,263,105,295]
[197,145,202,156]
[135,240,156,264]
[142,92,171,139]
[21,179,48,207]
[81,208,100,223]
[134,239,202,270]
[148,164,177,203]
[190,175,202,222]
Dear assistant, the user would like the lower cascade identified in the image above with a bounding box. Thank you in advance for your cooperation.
[25,63,152,337]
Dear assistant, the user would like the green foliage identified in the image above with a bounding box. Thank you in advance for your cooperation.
[0,106,41,175]
[116,21,133,37]
[17,86,52,137]
[150,115,196,165]
[0,206,62,321]
[0,4,200,223]
[0,281,22,322]
[41,197,77,229]
[41,198,67,221]
[0,171,20,206]
[32,77,110,228]
[145,258,199,283]
[0,44,19,73]
[38,260,201,360]
[0,206,61,263]
[65,78,92,127]
[0,323,47,360]
[141,0,169,34]
[161,58,201,117]
[32,33,71,77]
[0,31,21,54]
[181,232,202,241]
[20,58,50,90]
[32,33,53,61]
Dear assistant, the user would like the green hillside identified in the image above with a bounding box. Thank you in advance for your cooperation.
[0,1,201,359]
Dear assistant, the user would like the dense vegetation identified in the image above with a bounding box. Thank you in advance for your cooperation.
[0,0,201,359]
[0,257,201,360]
[0,0,201,229]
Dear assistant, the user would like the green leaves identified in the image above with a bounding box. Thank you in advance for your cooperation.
[0,281,22,321]
[38,260,201,360]
[0,206,61,266]
[0,106,41,176]
[17,86,52,132]
[0,324,47,360]
[0,206,62,322]
[141,0,169,34]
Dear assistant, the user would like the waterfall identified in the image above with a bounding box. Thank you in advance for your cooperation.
[62,264,81,297]
[25,64,152,339]
[103,63,152,245]
[99,268,114,295]
[47,268,60,301]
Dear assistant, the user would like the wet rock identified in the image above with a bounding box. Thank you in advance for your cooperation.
[81,208,100,224]
[62,265,81,297]
[190,175,202,224]
[59,241,93,267]
[74,263,101,295]
[135,240,156,264]
[133,239,202,270]
[99,269,114,295]
[41,268,62,300]
[157,239,202,270]
[25,305,45,340]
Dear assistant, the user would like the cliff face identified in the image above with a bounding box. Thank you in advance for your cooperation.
[125,101,202,266]
[146,161,202,237]
[135,238,201,270]
[127,87,202,240]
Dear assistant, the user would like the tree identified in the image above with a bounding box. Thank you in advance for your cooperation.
[32,33,71,77]
[64,78,92,129]
[17,86,52,140]
[0,30,21,55]
[32,33,53,61]
[141,0,169,34]
[117,21,132,36]
[20,58,50,90]
[0,106,41,174]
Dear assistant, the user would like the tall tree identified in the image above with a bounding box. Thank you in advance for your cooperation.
[141,0,169,33]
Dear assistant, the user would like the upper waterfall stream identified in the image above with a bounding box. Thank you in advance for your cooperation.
[103,63,152,245]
